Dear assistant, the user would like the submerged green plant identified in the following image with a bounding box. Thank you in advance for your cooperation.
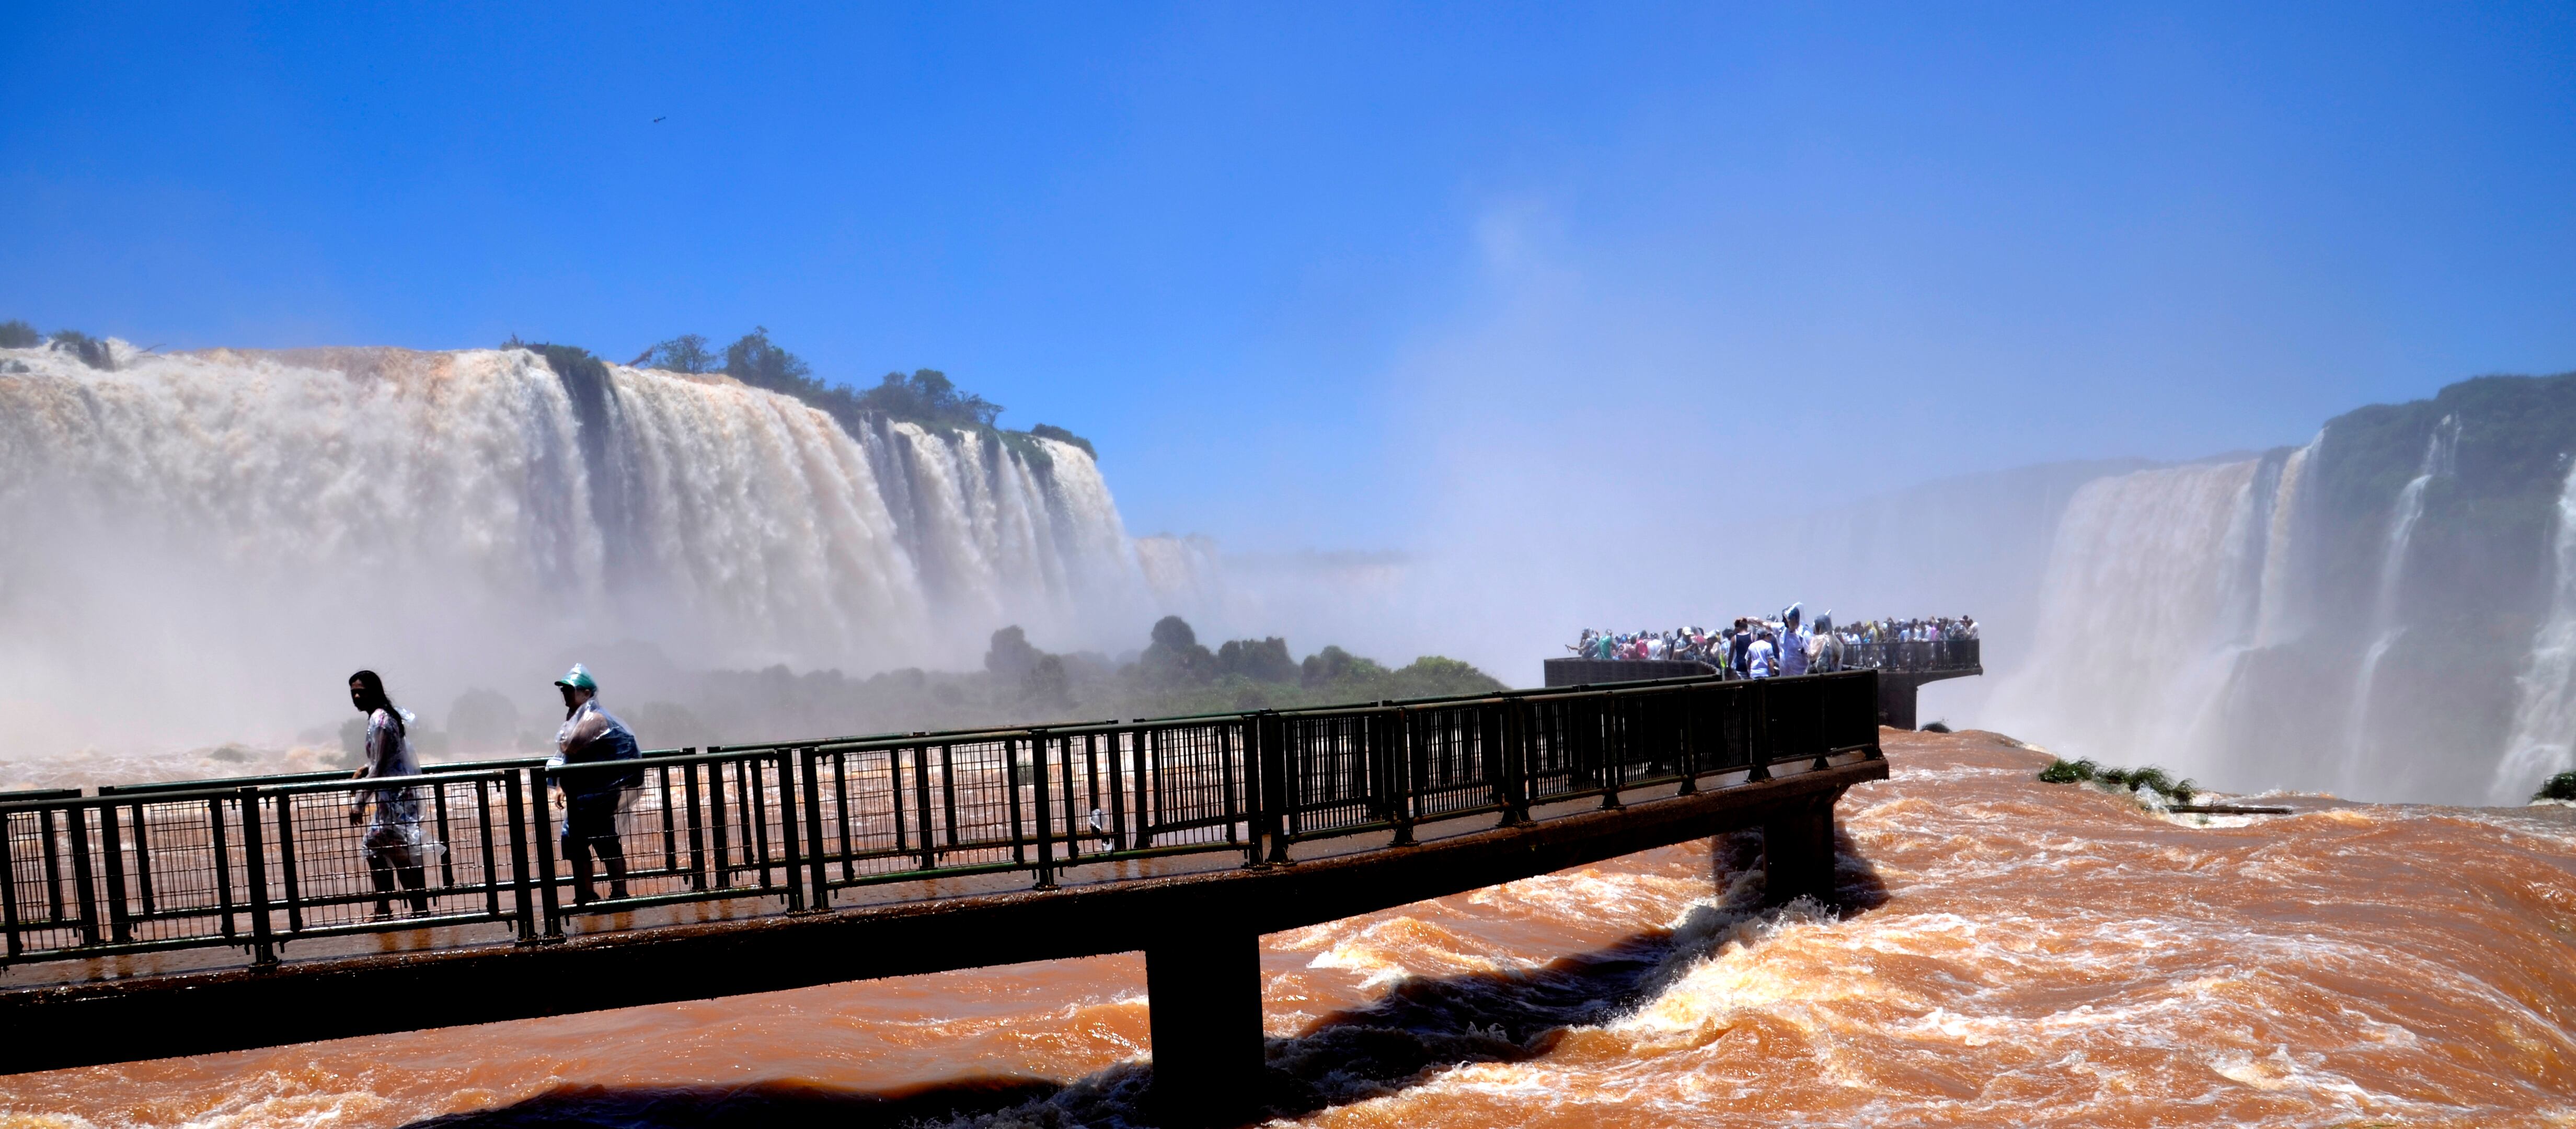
[2536,772,2576,802]
[2037,758,2196,803]
[2037,758,2097,784]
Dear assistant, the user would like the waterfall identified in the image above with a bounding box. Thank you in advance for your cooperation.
[2494,454,2576,802]
[0,342,1151,760]
[2337,416,2457,794]
[1984,458,2268,779]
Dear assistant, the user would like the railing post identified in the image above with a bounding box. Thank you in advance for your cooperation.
[774,751,806,912]
[0,807,20,961]
[98,801,131,944]
[1261,712,1290,865]
[913,745,938,870]
[1393,708,1419,847]
[1676,686,1702,794]
[1031,732,1059,889]
[1747,679,1774,781]
[531,767,562,939]
[801,747,831,908]
[237,788,275,965]
[1105,730,1129,852]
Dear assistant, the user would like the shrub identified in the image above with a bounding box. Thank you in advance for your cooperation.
[2038,758,2196,802]
[630,333,718,373]
[2537,772,2576,802]
[48,328,113,371]
[0,319,37,348]
[1920,720,1952,733]
[1029,423,1097,460]
[2038,758,2097,784]
[1215,637,1298,683]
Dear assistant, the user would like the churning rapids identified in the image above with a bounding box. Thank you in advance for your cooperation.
[3,729,2568,1127]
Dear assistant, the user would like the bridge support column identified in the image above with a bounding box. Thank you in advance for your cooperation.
[1762,794,1841,907]
[1876,675,1918,731]
[1147,931,1266,1127]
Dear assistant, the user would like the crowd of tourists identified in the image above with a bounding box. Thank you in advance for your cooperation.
[1565,607,1979,679]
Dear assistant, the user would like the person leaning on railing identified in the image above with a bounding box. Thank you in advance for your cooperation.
[346,669,432,919]
[549,663,642,904]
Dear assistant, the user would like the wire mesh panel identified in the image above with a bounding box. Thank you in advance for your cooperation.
[1134,721,1248,851]
[800,744,929,886]
[1276,710,1383,840]
[544,752,803,924]
[1519,693,1607,805]
[257,774,520,940]
[2,771,526,965]
[1407,702,1502,821]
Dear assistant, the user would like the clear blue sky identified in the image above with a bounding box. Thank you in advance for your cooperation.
[7,3,2573,555]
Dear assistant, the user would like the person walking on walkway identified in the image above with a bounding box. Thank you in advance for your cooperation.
[347,670,432,919]
[550,663,642,904]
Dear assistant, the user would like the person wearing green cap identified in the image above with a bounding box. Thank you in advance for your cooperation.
[549,663,640,903]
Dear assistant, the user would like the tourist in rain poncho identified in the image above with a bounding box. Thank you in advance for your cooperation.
[346,669,432,919]
[549,663,642,904]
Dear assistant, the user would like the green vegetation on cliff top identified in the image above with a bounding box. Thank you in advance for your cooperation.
[621,327,1096,464]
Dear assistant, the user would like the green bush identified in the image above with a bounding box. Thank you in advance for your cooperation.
[2037,758,2195,802]
[2038,758,2097,784]
[627,326,1091,468]
[2536,772,2576,802]
[48,328,113,371]
[1029,423,1097,460]
[0,319,37,348]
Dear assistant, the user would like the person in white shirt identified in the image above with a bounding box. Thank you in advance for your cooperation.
[1746,631,1776,679]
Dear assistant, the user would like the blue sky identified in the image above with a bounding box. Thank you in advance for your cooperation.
[7,2,2574,556]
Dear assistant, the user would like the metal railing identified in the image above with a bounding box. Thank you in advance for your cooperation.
[0,670,1881,967]
[1835,638,1981,673]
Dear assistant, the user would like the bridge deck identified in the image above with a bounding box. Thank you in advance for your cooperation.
[0,755,1881,1074]
[1,671,1891,1119]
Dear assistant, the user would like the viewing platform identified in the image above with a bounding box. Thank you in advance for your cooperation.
[1545,638,1982,730]
[0,670,1890,1125]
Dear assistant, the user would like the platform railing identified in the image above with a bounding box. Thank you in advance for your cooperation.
[1835,638,1981,673]
[0,670,1882,966]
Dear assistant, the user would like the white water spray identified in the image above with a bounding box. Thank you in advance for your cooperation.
[0,343,1154,767]
[2494,453,2576,802]
[2338,416,2457,794]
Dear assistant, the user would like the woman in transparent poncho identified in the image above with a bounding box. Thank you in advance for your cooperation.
[346,669,432,919]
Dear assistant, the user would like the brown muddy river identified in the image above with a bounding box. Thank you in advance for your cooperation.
[4,729,2571,1127]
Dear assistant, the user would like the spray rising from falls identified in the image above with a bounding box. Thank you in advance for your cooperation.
[2496,456,2576,802]
[1990,371,2576,803]
[0,343,1154,765]
[2338,416,2457,795]
[1984,454,2285,786]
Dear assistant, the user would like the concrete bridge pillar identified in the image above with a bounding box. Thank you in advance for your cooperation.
[1760,793,1842,906]
[1147,932,1266,1126]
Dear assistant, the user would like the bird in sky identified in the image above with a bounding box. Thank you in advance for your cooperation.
[652,116,666,123]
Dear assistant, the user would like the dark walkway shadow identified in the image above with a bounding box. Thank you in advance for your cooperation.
[404,831,1890,1128]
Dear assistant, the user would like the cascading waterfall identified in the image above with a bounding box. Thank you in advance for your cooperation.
[1990,404,2569,803]
[2338,416,2458,793]
[1984,457,2273,780]
[2494,456,2576,802]
[0,342,1154,764]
